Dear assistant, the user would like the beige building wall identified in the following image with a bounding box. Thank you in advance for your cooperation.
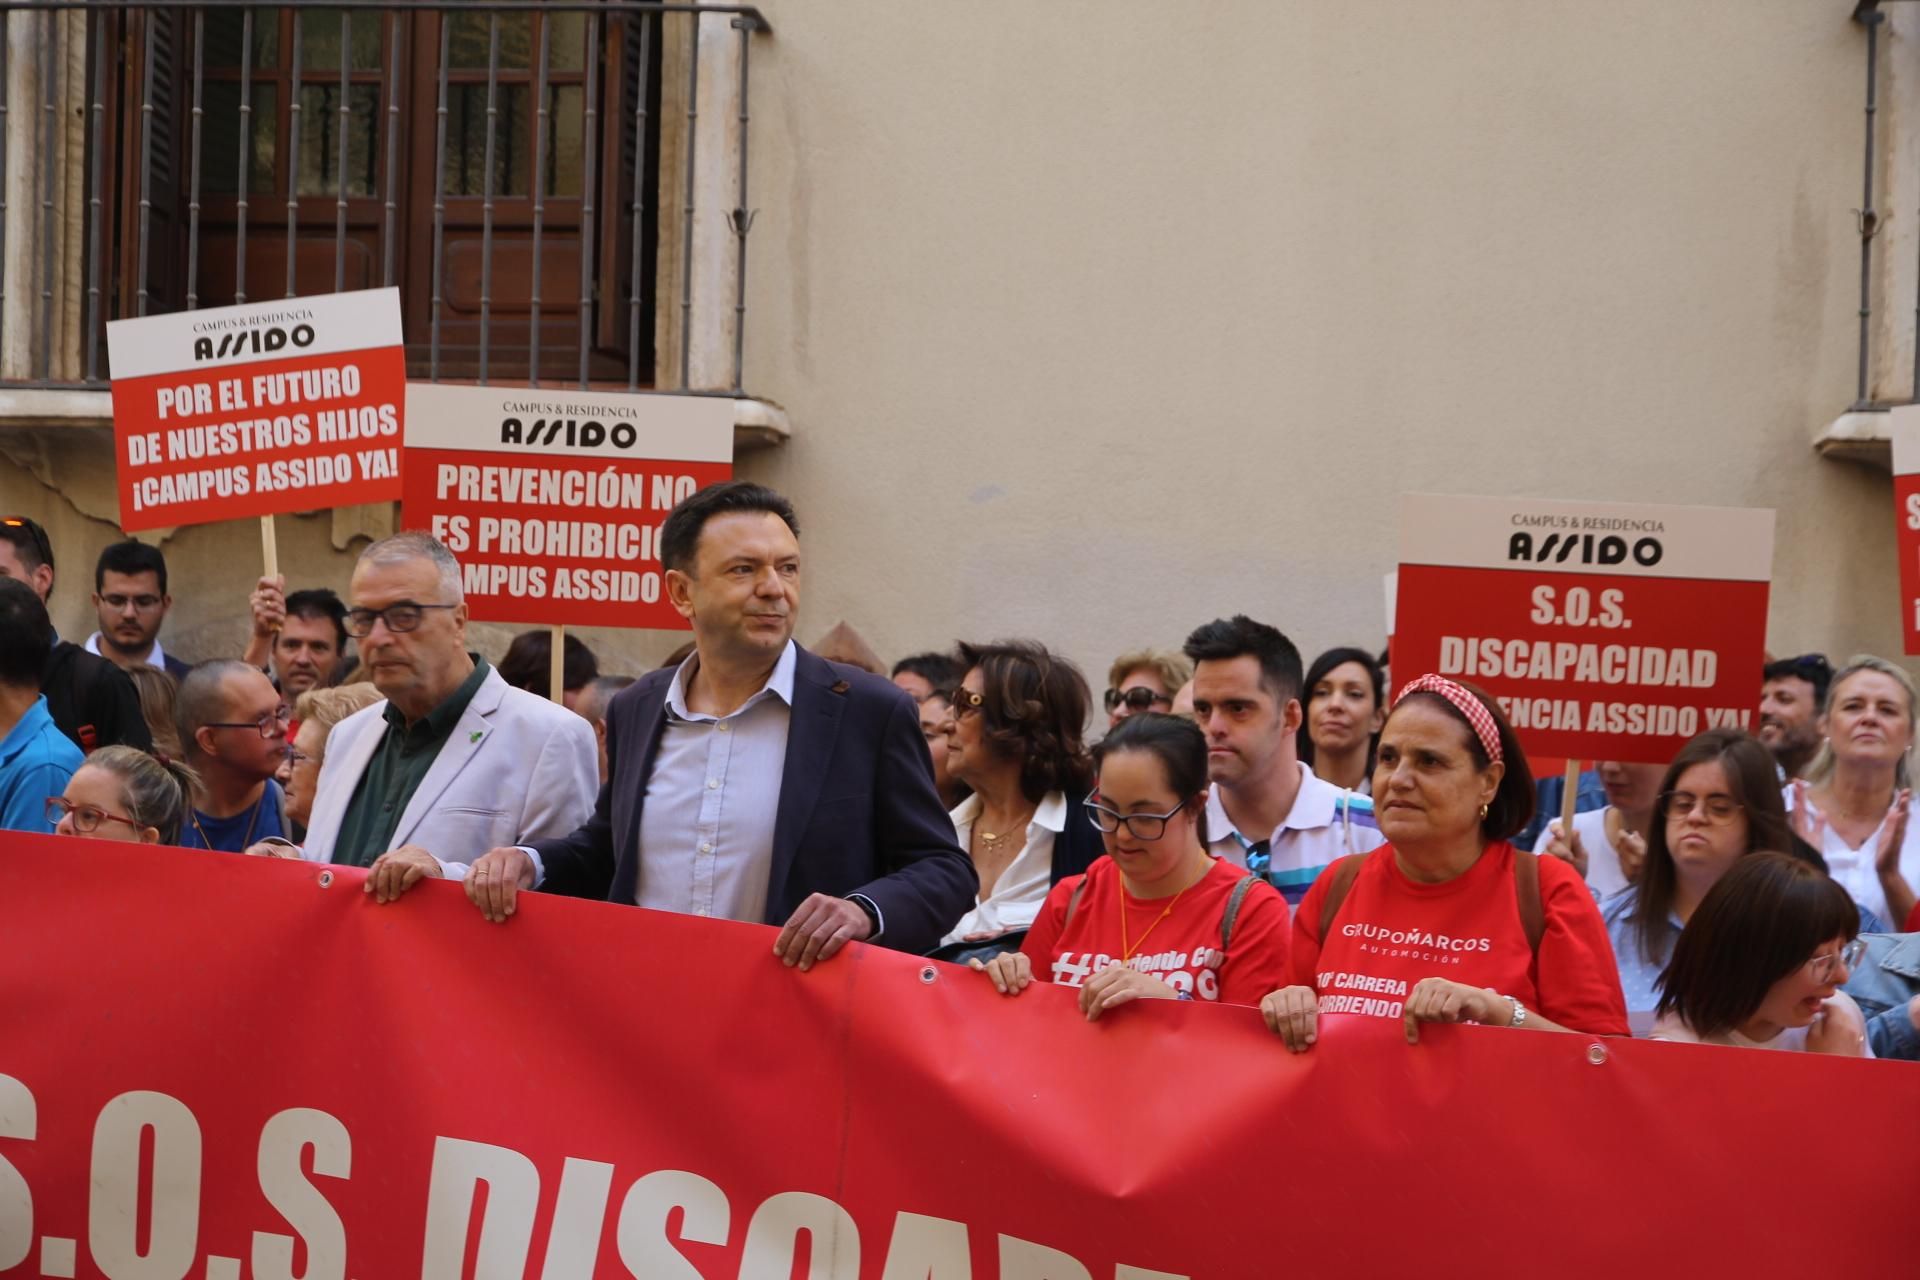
[0,1,1904,694]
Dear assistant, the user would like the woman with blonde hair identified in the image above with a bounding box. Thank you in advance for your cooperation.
[49,744,198,846]
[248,682,383,850]
[123,664,182,760]
[1790,655,1920,929]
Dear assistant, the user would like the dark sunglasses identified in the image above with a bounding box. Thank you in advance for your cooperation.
[1,516,52,568]
[1103,686,1171,714]
[1777,653,1833,683]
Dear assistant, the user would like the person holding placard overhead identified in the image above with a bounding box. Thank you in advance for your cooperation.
[1533,758,1663,899]
[1262,675,1629,1053]
[1789,656,1920,931]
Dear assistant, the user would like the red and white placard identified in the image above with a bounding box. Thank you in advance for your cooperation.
[106,289,405,532]
[401,384,733,629]
[1892,406,1920,655]
[1394,494,1774,765]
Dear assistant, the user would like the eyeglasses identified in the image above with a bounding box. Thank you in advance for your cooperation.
[1661,791,1744,823]
[1086,796,1188,841]
[1805,938,1868,984]
[45,796,143,835]
[100,592,163,613]
[948,687,985,717]
[284,748,317,768]
[1777,653,1834,683]
[206,706,293,738]
[1103,686,1172,714]
[344,601,458,637]
[1,516,51,567]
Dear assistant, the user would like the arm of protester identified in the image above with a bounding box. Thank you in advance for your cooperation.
[1401,977,1574,1044]
[366,845,443,903]
[1874,791,1915,931]
[1528,853,1632,1036]
[1079,965,1179,1020]
[243,574,285,671]
[456,713,600,914]
[1533,818,1589,880]
[1262,986,1322,1053]
[968,950,1034,996]
[523,698,624,907]
[1805,992,1872,1058]
[1861,995,1920,1061]
[841,691,978,955]
[243,837,304,859]
[1616,828,1648,885]
[772,893,874,971]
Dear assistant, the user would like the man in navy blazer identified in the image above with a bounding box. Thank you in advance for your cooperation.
[463,481,976,964]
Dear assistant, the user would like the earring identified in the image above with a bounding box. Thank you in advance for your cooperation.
[1479,803,1489,820]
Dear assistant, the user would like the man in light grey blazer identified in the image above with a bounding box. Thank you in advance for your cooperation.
[295,533,596,896]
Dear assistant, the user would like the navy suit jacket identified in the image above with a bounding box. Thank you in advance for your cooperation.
[533,644,977,955]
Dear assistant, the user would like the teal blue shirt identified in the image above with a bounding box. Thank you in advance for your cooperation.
[0,696,83,833]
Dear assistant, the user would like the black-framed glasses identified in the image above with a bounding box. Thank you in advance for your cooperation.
[1,516,51,567]
[206,706,293,739]
[46,796,143,835]
[948,687,985,717]
[1086,796,1188,840]
[344,601,458,637]
[1805,938,1867,984]
[1103,686,1172,714]
[1661,791,1744,823]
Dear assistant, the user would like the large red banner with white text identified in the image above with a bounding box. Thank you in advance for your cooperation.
[1395,493,1774,764]
[1,833,1914,1279]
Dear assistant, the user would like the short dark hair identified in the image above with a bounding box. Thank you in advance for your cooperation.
[1094,711,1209,801]
[498,629,601,695]
[1762,653,1832,708]
[1654,851,1859,1038]
[1298,646,1386,768]
[956,639,1095,803]
[1182,615,1304,705]
[1387,679,1535,842]
[659,481,799,575]
[0,515,53,580]
[284,588,349,651]
[0,577,52,686]
[95,539,168,595]
[1630,727,1797,966]
[891,650,964,694]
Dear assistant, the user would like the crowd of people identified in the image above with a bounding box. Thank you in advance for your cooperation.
[1,486,1917,1062]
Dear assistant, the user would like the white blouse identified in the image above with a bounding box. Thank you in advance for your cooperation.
[940,791,1067,946]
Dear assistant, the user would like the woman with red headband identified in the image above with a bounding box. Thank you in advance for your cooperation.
[1262,675,1628,1051]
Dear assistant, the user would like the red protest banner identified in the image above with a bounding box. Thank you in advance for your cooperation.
[2,833,1915,1279]
[1893,406,1920,655]
[1394,494,1773,765]
[105,289,405,533]
[401,384,733,629]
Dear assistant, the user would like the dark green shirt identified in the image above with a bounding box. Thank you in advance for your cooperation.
[329,657,492,868]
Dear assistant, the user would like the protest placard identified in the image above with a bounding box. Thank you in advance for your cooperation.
[1892,406,1920,656]
[1394,494,1773,765]
[106,289,406,547]
[402,384,733,630]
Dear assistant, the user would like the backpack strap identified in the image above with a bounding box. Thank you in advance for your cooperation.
[1316,853,1368,943]
[1059,874,1091,938]
[1218,873,1260,952]
[1512,846,1545,955]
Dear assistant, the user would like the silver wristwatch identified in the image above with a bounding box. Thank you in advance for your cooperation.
[1502,994,1527,1029]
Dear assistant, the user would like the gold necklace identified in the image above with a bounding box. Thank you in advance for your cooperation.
[975,806,1036,855]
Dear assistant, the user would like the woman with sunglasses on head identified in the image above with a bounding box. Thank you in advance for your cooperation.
[1650,852,1871,1056]
[50,745,198,846]
[970,713,1289,1017]
[933,642,1105,959]
[1262,676,1628,1053]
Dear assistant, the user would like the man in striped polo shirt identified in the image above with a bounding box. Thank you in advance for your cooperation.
[1184,616,1386,905]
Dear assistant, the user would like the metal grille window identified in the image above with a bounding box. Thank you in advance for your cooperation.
[0,1,770,393]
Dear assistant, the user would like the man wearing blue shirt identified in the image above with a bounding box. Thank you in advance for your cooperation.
[0,579,82,833]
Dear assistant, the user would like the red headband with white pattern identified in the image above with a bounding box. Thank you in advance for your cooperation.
[1394,674,1504,765]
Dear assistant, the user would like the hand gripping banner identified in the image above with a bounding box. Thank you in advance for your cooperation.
[0,834,1914,1279]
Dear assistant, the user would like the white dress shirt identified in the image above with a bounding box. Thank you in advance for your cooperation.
[632,640,796,922]
[84,632,171,671]
[941,790,1066,945]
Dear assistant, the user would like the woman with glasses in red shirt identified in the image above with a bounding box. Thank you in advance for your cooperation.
[1263,675,1628,1052]
[970,713,1289,1017]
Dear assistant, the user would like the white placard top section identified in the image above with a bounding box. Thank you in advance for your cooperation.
[1397,493,1775,583]
[1893,405,1920,477]
[106,288,403,380]
[405,383,735,463]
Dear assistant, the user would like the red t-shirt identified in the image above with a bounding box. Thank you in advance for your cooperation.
[1289,842,1629,1036]
[1021,856,1290,1006]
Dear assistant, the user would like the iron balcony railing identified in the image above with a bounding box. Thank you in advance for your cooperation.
[0,0,769,393]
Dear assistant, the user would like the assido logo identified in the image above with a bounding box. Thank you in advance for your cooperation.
[192,324,316,362]
[1508,531,1663,568]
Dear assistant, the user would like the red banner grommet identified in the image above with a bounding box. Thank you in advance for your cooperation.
[1586,1042,1608,1066]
